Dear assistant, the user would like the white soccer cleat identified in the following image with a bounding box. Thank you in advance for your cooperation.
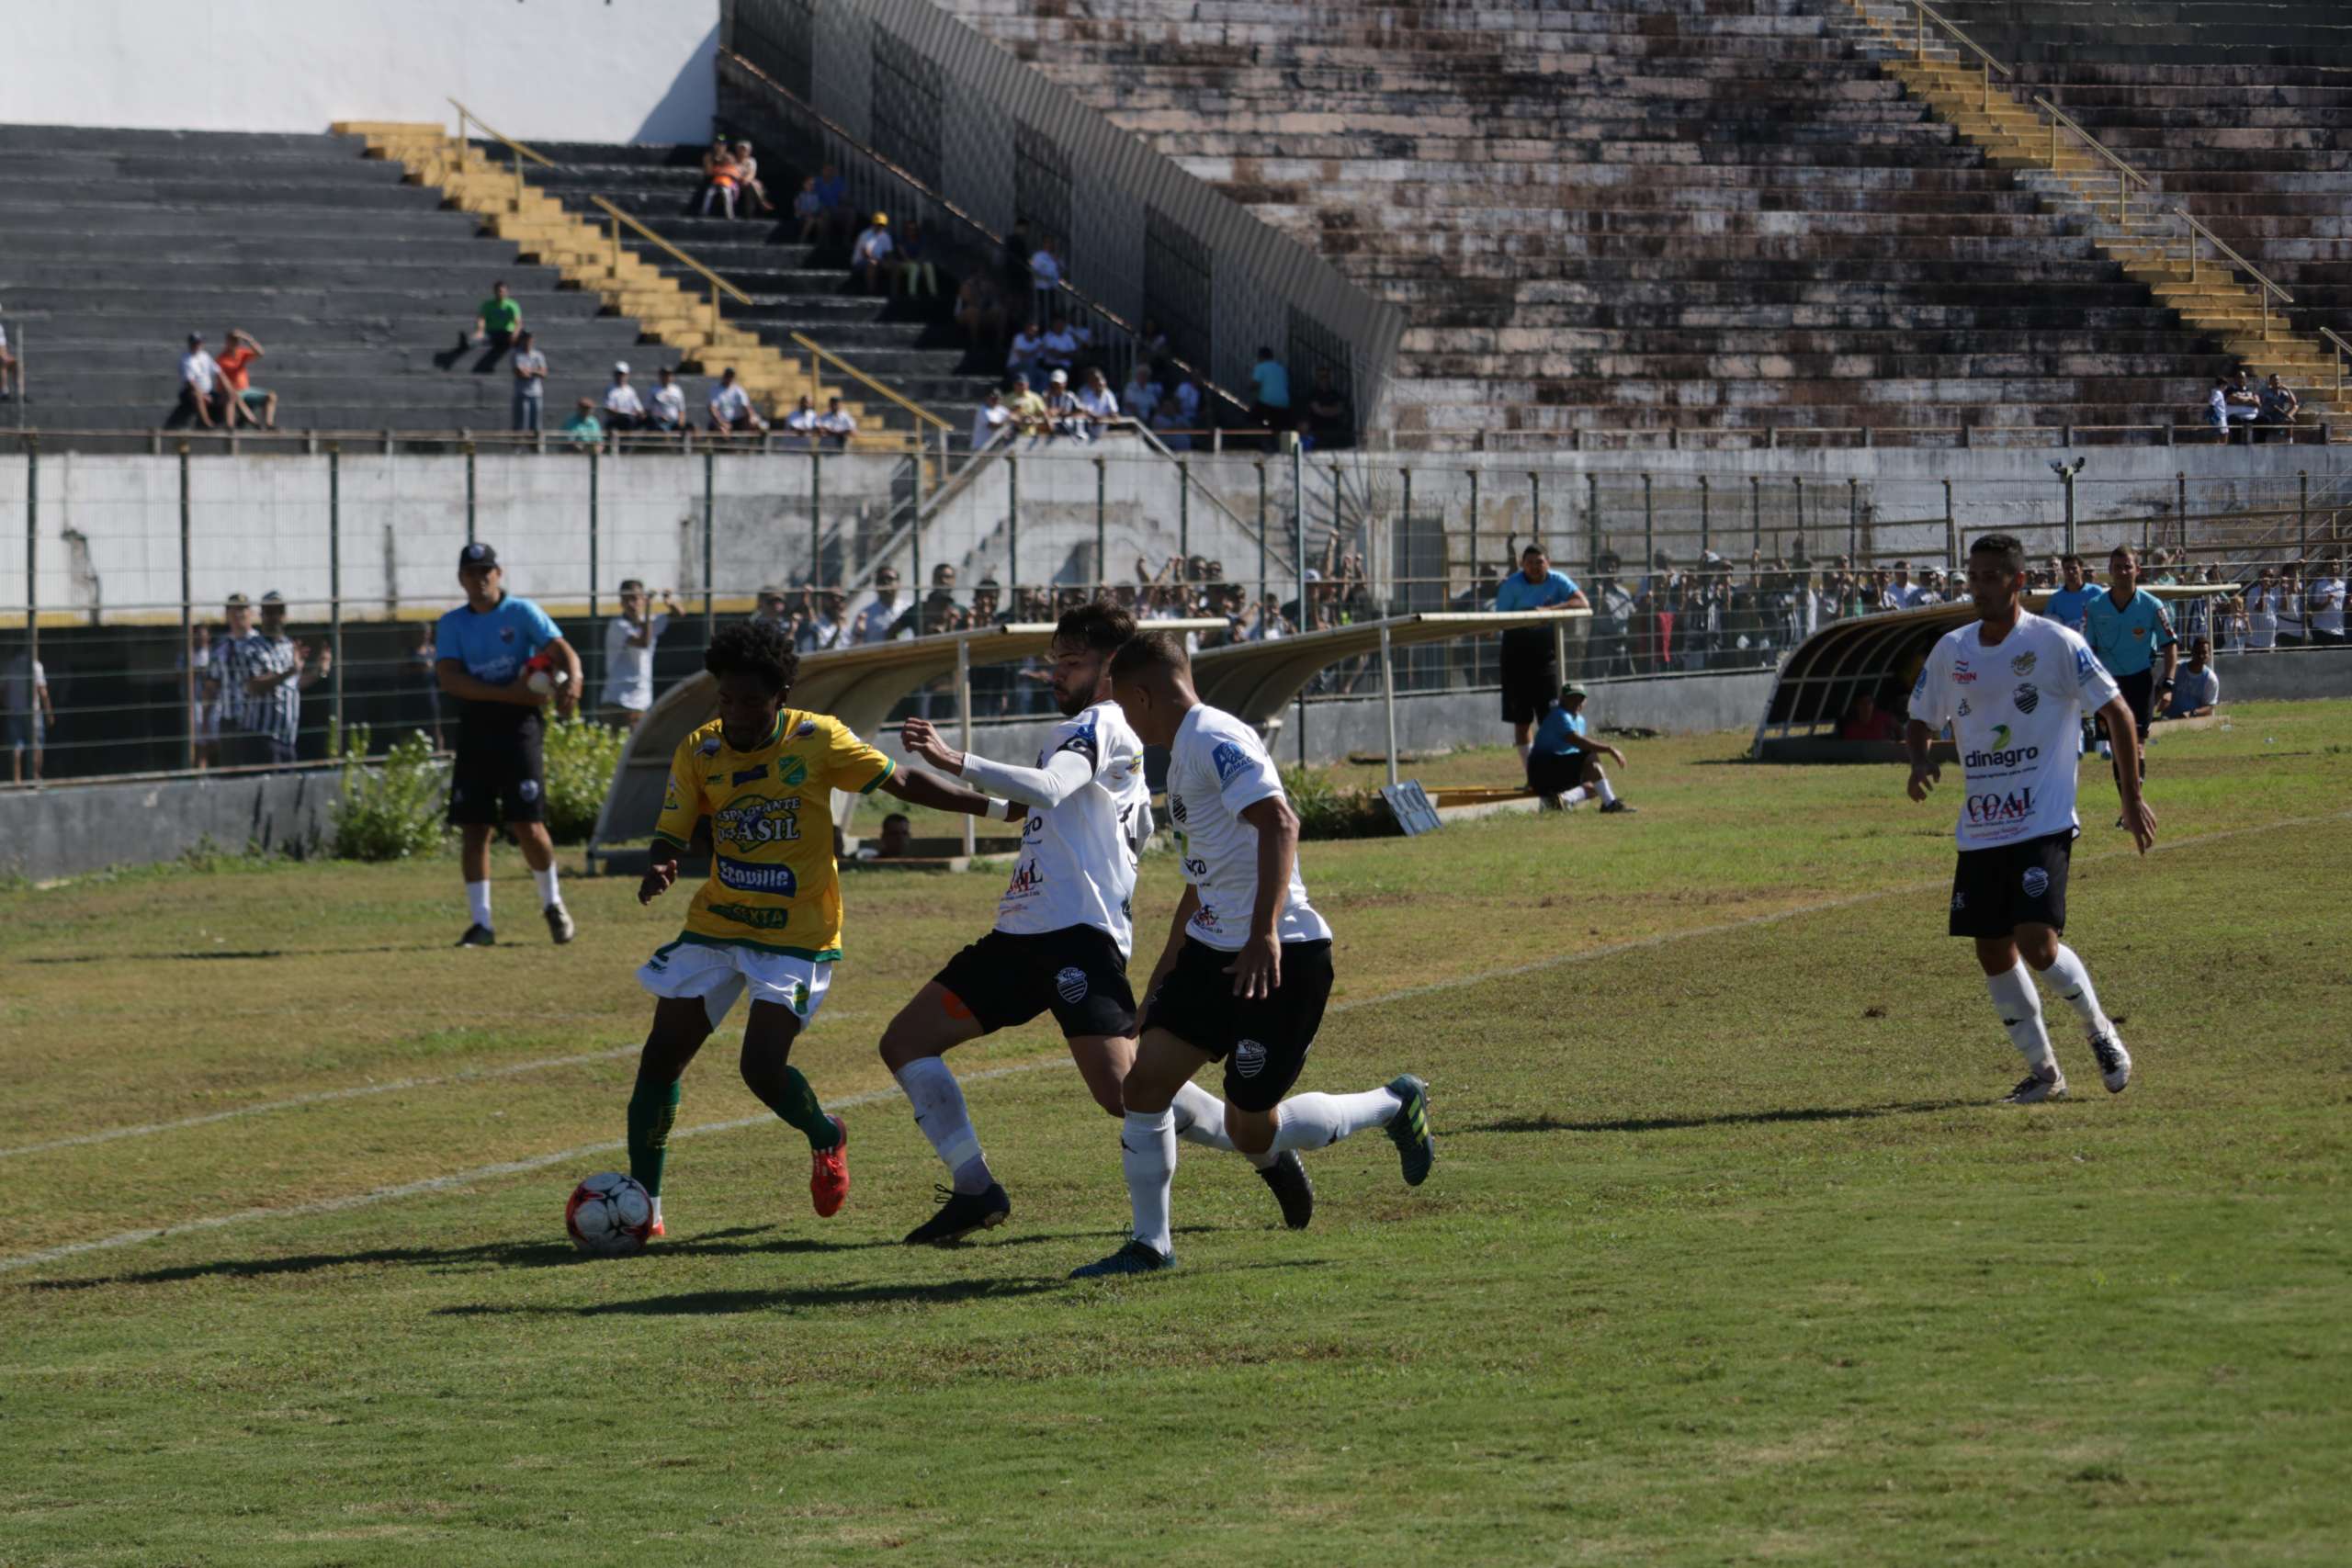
[2088,1028,2132,1094]
[2002,1066,2068,1105]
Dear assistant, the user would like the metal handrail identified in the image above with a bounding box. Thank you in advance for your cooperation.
[447,99,557,168]
[589,196,752,307]
[718,46,1256,420]
[788,333,952,434]
[2173,207,2292,307]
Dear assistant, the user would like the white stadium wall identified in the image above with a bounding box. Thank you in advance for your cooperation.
[0,0,718,143]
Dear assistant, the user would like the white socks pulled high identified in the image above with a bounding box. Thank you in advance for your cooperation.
[894,1056,993,1193]
[2036,943,2110,1036]
[1121,1108,1177,1256]
[466,879,493,931]
[1268,1088,1402,1152]
[533,863,563,911]
[1986,961,2055,1071]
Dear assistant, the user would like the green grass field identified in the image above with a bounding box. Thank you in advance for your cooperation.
[4,705,2348,1565]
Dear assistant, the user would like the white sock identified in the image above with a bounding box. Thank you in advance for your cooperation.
[1561,785,1590,807]
[894,1057,991,1192]
[650,1195,662,1227]
[1986,961,2055,1072]
[533,864,563,909]
[2037,944,2110,1036]
[1596,774,1620,806]
[1270,1087,1401,1153]
[1171,1080,1278,1168]
[466,879,492,931]
[1120,1108,1176,1256]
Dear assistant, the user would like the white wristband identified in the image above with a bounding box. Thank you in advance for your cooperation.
[989,797,1017,822]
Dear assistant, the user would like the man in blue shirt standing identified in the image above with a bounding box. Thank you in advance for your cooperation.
[2041,554,2098,634]
[436,541,584,947]
[1527,682,1634,813]
[1493,542,1591,766]
[2082,544,2177,792]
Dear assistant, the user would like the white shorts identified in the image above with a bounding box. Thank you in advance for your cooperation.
[638,936,833,1030]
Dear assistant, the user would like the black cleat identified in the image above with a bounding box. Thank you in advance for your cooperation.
[1385,1074,1437,1187]
[455,923,496,948]
[1069,1238,1176,1279]
[545,903,576,944]
[1599,798,1638,814]
[903,1182,1011,1247]
[1258,1151,1315,1230]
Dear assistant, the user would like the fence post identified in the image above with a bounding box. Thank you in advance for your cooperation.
[329,445,344,746]
[910,453,925,598]
[464,442,477,545]
[2062,466,2077,558]
[703,450,717,638]
[1255,458,1270,610]
[1585,472,1600,578]
[1791,475,1804,560]
[1642,472,1655,574]
[1943,478,1957,570]
[1751,474,1762,552]
[1094,457,1108,597]
[1293,445,1306,766]
[809,449,822,591]
[2176,471,2188,556]
[1179,457,1192,565]
[2300,468,2310,558]
[23,438,37,761]
[1698,474,1711,558]
[586,448,601,640]
[1378,620,1399,788]
[1006,456,1019,596]
[1528,469,1542,548]
[179,442,194,772]
[1847,477,1860,560]
[1467,468,1481,592]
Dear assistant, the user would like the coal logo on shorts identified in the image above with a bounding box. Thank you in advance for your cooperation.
[1055,965,1089,1004]
[1232,1038,1268,1078]
[2013,682,2040,715]
[2021,866,2052,899]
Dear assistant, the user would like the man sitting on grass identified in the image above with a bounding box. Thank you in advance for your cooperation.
[1527,682,1633,814]
[2161,637,2219,720]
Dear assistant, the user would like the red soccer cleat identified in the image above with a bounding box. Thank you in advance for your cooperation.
[647,1218,666,1240]
[809,1114,850,1218]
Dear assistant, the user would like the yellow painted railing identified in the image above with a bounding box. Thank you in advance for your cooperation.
[591,196,752,340]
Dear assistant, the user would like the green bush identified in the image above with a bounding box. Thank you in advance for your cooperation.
[1281,765,1400,841]
[329,728,448,863]
[543,716,628,843]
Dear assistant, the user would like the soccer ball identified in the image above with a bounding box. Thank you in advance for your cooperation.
[523,653,564,696]
[565,1172,654,1256]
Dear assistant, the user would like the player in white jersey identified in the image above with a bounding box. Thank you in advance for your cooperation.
[1069,630,1436,1277]
[882,604,1312,1245]
[1906,533,2154,1106]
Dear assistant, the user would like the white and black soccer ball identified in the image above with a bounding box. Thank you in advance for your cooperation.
[564,1171,654,1257]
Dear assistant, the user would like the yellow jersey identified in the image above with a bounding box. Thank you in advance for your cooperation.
[652,709,897,959]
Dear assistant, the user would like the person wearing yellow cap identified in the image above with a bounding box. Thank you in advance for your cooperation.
[851,211,894,294]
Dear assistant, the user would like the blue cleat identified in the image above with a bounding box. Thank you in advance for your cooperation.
[1069,1238,1176,1279]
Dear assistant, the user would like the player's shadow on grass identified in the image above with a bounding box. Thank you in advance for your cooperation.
[18,943,455,965]
[436,1275,1072,1316]
[1468,1099,1973,1135]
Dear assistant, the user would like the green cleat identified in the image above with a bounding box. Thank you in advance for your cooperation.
[1069,1238,1176,1279]
[1384,1074,1436,1187]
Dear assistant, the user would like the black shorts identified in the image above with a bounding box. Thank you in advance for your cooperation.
[1526,749,1598,795]
[1949,829,2073,939]
[447,703,547,826]
[2100,668,2156,741]
[1499,626,1558,725]
[933,924,1136,1040]
[1140,937,1335,1113]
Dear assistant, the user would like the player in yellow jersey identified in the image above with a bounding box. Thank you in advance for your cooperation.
[628,620,1011,1235]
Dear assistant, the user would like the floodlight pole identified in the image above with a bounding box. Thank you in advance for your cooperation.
[1379,620,1399,788]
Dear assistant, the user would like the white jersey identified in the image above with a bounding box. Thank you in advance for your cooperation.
[960,700,1151,954]
[1909,611,2121,851]
[1163,703,1331,950]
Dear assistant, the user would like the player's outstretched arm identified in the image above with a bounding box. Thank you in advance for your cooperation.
[2094,694,2157,854]
[639,849,680,905]
[1903,719,1940,802]
[878,765,1003,818]
[904,716,1095,810]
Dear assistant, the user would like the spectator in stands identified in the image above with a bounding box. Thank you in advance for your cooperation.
[851,568,906,646]
[459,280,522,367]
[1495,542,1590,766]
[797,590,853,653]
[1121,362,1161,429]
[1838,691,1902,742]
[1250,346,1291,437]
[1027,236,1063,321]
[1154,372,1202,451]
[1035,314,1080,378]
[600,362,647,433]
[891,220,937,298]
[169,333,220,429]
[752,586,794,635]
[872,812,914,859]
[601,580,677,731]
[1006,319,1046,378]
[1137,318,1171,360]
[209,329,276,431]
[971,389,1012,451]
[1075,367,1120,439]
[647,366,687,436]
[729,141,775,215]
[707,367,767,438]
[818,396,858,450]
[851,212,894,293]
[2224,371,2263,439]
[215,591,327,768]
[1304,367,1352,450]
[1889,561,1926,608]
[4,636,50,784]
[562,398,604,448]
[956,272,1008,359]
[2276,564,2306,648]
[509,331,548,433]
[699,140,743,219]
[1043,370,1084,440]
[813,164,852,243]
[2245,567,2281,651]
[2310,557,2346,646]
[1007,373,1048,437]
[793,176,825,243]
[780,394,820,448]
[2218,593,2249,655]
[1527,683,1633,814]
[2162,637,2220,719]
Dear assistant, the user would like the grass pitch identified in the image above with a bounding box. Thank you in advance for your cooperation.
[3,705,2349,1565]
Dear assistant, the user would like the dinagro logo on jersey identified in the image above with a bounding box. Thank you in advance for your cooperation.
[1964,726,2040,769]
[715,793,802,849]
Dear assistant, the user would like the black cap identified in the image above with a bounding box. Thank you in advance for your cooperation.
[459,542,498,570]
[259,590,286,607]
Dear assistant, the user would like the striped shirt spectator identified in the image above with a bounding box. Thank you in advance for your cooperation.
[210,592,325,766]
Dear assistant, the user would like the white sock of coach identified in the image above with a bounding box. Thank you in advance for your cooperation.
[1121,1108,1177,1256]
[1561,785,1591,807]
[466,879,492,931]
[1986,961,2056,1071]
[533,864,563,909]
[2037,944,2110,1035]
[893,1057,992,1193]
[1269,1088,1402,1152]
[1596,775,1620,806]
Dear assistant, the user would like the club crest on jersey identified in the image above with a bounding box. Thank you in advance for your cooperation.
[1232,1038,1268,1078]
[2014,682,2040,715]
[1055,966,1089,1004]
[2021,866,2051,898]
[1210,740,1250,784]
[2010,651,2037,677]
[775,756,808,787]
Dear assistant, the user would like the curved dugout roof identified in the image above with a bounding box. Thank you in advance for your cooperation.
[1752,586,2231,757]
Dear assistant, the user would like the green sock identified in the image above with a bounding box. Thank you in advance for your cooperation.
[766,1066,839,1151]
[628,1074,683,1198]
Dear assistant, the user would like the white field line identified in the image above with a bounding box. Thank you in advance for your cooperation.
[4,808,2338,1278]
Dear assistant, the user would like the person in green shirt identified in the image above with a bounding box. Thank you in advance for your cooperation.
[458,279,524,360]
[562,398,604,448]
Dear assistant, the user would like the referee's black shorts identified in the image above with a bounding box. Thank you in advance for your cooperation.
[2099,668,2156,743]
[1498,626,1557,726]
[447,702,548,826]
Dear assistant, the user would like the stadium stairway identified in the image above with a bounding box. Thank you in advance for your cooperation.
[926,0,2244,447]
[1833,0,2352,427]
[0,124,677,438]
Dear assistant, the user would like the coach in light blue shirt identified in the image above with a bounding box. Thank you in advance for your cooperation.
[1493,542,1593,760]
[2042,553,2098,632]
